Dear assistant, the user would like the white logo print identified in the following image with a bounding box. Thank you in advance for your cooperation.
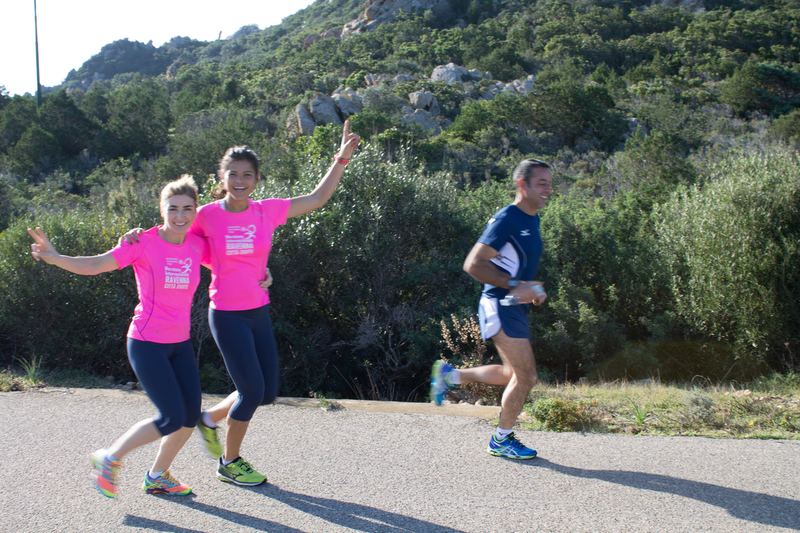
[164,258,192,289]
[225,225,257,255]
[520,229,531,236]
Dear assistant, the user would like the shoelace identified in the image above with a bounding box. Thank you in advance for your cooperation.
[100,458,120,481]
[153,471,180,488]
[505,433,526,450]
[236,459,254,474]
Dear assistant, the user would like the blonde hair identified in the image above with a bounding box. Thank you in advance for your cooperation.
[160,174,198,211]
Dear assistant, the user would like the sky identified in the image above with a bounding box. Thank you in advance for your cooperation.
[1,0,318,96]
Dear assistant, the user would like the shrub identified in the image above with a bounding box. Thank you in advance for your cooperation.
[255,141,480,400]
[654,145,800,371]
[0,210,139,374]
[530,397,589,431]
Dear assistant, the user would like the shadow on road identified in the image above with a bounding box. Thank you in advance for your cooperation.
[136,485,466,533]
[531,458,800,531]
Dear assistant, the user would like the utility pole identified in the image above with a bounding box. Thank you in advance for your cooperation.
[34,0,42,110]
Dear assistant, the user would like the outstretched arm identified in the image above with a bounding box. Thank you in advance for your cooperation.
[287,119,361,219]
[28,227,120,275]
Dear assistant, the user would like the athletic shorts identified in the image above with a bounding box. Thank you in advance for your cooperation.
[478,295,531,341]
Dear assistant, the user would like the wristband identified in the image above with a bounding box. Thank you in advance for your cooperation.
[334,155,350,165]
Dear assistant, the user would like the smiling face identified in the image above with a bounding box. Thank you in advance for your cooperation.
[516,166,552,214]
[161,194,197,237]
[221,159,259,201]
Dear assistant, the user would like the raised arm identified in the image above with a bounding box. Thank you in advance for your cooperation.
[28,227,120,275]
[287,119,361,219]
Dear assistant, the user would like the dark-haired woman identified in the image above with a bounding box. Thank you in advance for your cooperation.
[125,120,360,486]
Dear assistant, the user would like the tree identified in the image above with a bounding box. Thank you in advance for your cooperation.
[0,95,37,153]
[39,91,97,157]
[101,78,171,158]
[7,124,61,178]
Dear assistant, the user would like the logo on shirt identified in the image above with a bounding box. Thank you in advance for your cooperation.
[225,225,257,255]
[520,229,531,236]
[164,258,192,289]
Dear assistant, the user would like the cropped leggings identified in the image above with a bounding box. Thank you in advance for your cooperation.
[126,338,202,436]
[208,304,279,422]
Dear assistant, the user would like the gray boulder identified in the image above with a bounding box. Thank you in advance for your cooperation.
[431,62,469,85]
[295,104,316,136]
[333,93,362,119]
[310,93,343,125]
[409,90,440,116]
[402,109,441,135]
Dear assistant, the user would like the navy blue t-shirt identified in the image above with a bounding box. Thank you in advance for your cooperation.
[477,204,543,299]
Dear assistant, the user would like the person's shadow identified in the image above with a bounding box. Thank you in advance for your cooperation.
[530,458,800,530]
[125,484,467,533]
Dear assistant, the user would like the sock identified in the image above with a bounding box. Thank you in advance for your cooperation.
[222,455,238,466]
[495,427,514,441]
[448,369,462,385]
[148,469,165,479]
[201,411,217,429]
[106,452,120,463]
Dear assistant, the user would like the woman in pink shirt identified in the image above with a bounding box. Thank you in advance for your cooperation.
[28,176,266,498]
[186,121,360,486]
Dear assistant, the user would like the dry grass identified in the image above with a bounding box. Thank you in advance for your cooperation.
[517,375,800,439]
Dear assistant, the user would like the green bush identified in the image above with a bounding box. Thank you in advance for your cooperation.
[530,397,588,431]
[255,142,481,400]
[0,210,139,374]
[654,145,800,371]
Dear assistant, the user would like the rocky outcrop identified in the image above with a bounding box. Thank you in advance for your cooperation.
[310,93,344,126]
[166,60,190,79]
[401,109,441,135]
[303,28,343,50]
[430,63,470,85]
[333,88,363,119]
[409,90,440,116]
[343,0,452,37]
[296,104,317,136]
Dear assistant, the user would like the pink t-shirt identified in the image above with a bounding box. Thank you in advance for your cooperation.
[110,227,209,343]
[190,198,290,311]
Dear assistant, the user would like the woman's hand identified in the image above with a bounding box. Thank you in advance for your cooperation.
[28,227,60,264]
[118,227,145,246]
[259,268,273,290]
[336,119,361,159]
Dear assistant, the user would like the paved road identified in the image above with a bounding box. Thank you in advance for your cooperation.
[1,388,798,533]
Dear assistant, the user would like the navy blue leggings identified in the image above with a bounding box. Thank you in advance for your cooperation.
[126,338,202,436]
[208,304,279,422]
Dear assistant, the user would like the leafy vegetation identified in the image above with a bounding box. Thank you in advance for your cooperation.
[1,0,800,404]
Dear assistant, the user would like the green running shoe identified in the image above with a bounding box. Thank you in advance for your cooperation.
[194,417,223,459]
[217,457,267,486]
[142,470,192,495]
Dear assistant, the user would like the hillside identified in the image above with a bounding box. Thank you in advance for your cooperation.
[1,0,799,399]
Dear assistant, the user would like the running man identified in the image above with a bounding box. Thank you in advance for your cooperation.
[430,158,551,459]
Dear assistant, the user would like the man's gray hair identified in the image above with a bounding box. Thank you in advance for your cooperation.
[513,158,551,183]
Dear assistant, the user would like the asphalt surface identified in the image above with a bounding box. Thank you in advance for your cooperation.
[1,388,798,533]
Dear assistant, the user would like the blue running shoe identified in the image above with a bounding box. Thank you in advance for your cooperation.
[487,433,537,459]
[430,360,456,405]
